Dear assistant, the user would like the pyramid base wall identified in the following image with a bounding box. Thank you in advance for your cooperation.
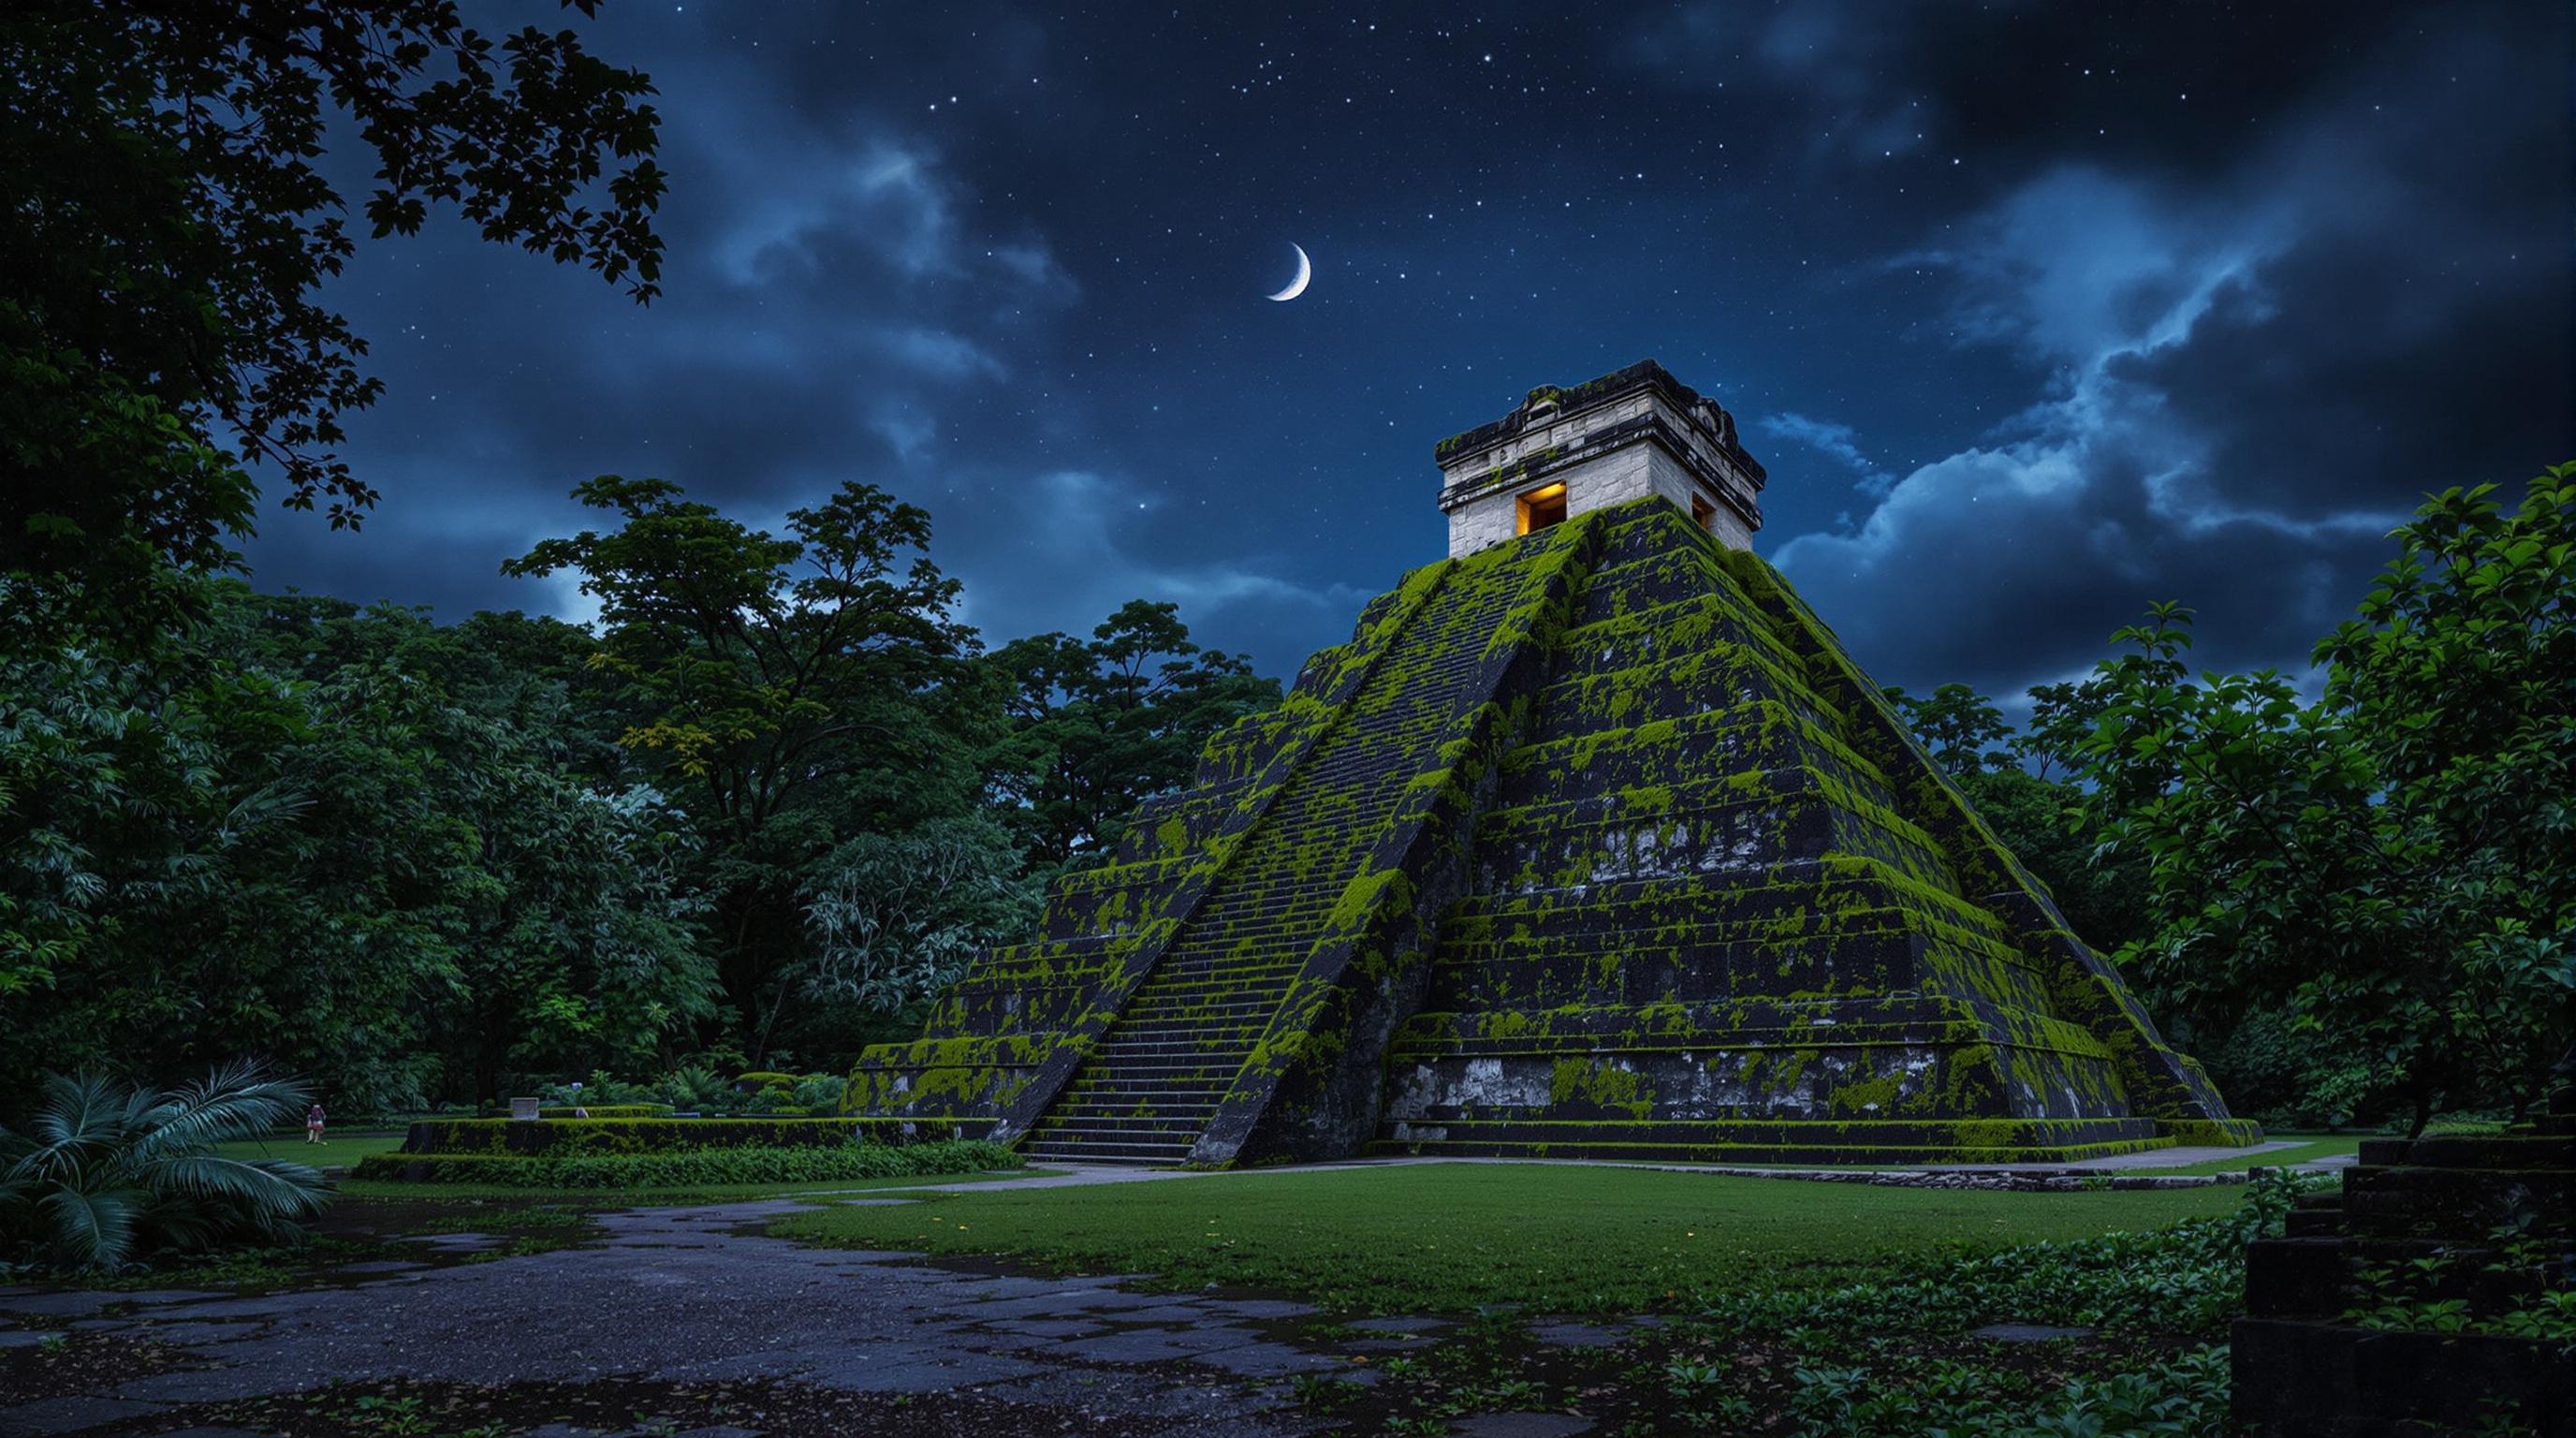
[1366,1117,2173,1167]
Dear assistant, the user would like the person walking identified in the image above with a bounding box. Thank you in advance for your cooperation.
[304,1100,327,1145]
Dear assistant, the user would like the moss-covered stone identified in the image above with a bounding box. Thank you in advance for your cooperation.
[849,496,2256,1166]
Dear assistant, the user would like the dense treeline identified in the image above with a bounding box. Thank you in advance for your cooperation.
[0,1,1283,1116]
[1886,468,2575,1134]
[0,499,1279,1111]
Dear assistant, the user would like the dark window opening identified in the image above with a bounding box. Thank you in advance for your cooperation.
[1517,482,1569,535]
[1690,492,1717,532]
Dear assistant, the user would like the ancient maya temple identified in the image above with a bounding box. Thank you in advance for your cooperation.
[849,360,2260,1167]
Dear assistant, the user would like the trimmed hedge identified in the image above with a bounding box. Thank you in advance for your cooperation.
[535,1104,670,1120]
[400,1116,972,1157]
[352,1139,1017,1189]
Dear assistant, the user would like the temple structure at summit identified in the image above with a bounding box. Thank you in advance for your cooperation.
[848,360,2258,1167]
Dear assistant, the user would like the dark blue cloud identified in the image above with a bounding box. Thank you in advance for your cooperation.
[241,0,2570,702]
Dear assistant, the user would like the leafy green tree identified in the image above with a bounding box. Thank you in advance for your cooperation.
[0,580,710,1110]
[1,0,664,620]
[2308,468,2576,1119]
[1881,678,2145,953]
[2014,679,2112,783]
[989,600,1281,869]
[1881,682,2013,774]
[802,815,1037,1017]
[2077,468,2576,1132]
[503,477,997,1062]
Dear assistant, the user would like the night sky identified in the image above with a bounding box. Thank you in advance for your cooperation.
[244,1,2574,712]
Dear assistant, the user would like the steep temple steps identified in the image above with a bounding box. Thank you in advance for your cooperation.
[1021,568,1523,1164]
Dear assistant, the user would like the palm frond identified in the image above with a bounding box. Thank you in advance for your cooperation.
[132,1064,308,1162]
[148,1156,328,1218]
[37,1184,139,1271]
[30,1071,122,1150]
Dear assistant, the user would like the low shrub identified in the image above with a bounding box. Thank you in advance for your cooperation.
[0,1063,330,1274]
[534,1104,670,1120]
[791,1074,848,1113]
[400,1116,969,1157]
[1695,1170,2312,1343]
[353,1139,1017,1189]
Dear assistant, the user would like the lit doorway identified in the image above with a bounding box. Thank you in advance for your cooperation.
[1517,482,1569,535]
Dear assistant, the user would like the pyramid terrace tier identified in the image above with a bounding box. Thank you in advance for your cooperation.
[1379,993,2135,1134]
[848,497,2254,1167]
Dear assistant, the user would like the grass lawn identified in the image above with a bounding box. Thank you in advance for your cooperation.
[215,1130,410,1167]
[770,1160,2247,1314]
[334,1167,1054,1205]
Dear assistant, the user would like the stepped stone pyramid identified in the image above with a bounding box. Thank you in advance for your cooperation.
[849,360,2259,1167]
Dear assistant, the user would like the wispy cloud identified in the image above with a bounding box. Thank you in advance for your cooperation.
[1759,412,1895,499]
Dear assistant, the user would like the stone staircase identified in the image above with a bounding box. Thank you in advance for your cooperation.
[1022,573,1518,1164]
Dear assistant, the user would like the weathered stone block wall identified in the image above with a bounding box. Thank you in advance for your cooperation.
[1439,360,1764,558]
[1370,499,2242,1163]
[855,492,2251,1167]
[2235,1118,2574,1436]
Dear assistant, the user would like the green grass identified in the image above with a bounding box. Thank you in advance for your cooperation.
[769,1161,2247,1314]
[214,1130,410,1167]
[335,1167,1055,1204]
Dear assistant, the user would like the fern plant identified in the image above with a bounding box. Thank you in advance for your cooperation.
[0,1061,329,1273]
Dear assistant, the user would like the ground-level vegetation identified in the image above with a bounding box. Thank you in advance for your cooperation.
[771,1161,2311,1435]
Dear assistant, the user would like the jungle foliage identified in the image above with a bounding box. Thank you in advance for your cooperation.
[0,1061,329,1274]
[0,5,1271,1113]
[1,0,666,626]
[1891,469,2576,1131]
[0,511,1267,1112]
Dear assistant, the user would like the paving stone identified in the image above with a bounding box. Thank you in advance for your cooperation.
[947,1294,1127,1322]
[976,1317,1108,1338]
[1116,1303,1221,1324]
[1199,1298,1316,1320]
[1189,1344,1349,1378]
[1969,1322,2096,1343]
[1060,1330,1224,1364]
[0,1328,55,1347]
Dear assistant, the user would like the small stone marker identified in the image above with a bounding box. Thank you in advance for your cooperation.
[509,1096,540,1120]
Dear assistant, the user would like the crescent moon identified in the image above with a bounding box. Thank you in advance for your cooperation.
[1266,242,1311,302]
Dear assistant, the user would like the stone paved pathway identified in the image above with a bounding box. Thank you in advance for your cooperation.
[0,1200,1366,1438]
[0,1148,2327,1435]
